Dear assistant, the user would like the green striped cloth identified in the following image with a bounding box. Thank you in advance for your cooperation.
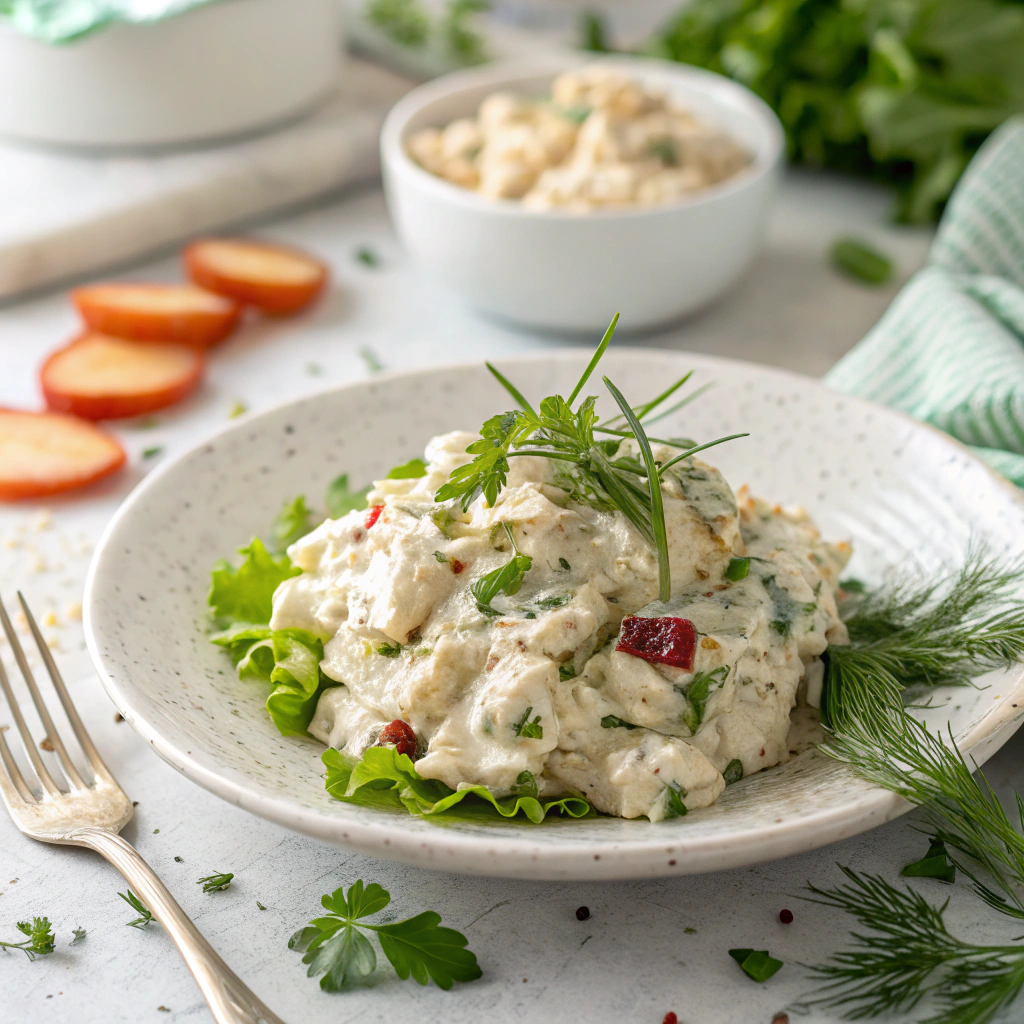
[826,117,1024,486]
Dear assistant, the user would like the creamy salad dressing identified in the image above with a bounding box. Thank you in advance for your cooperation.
[271,431,850,821]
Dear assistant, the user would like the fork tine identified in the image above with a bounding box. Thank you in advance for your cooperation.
[0,725,35,804]
[3,597,87,789]
[17,593,114,784]
[0,648,61,798]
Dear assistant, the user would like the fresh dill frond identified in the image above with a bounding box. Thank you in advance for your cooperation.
[434,315,746,601]
[800,868,1024,1024]
[820,551,1024,919]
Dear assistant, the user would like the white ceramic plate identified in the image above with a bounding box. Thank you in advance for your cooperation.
[84,349,1024,880]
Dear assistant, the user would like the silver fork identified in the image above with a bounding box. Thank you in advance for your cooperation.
[0,594,286,1024]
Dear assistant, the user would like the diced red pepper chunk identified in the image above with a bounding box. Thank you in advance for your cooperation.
[615,616,696,670]
[365,505,384,529]
[377,719,417,758]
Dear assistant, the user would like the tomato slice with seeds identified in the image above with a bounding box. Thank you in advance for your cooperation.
[615,616,697,670]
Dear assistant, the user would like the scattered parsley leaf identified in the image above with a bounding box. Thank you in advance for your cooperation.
[729,947,784,982]
[271,495,314,552]
[601,714,640,730]
[0,917,55,960]
[173,856,184,863]
[560,104,592,124]
[510,770,538,799]
[559,663,576,681]
[359,346,384,374]
[558,557,571,570]
[289,879,481,992]
[831,238,894,285]
[433,550,450,563]
[725,557,750,581]
[387,458,428,479]
[901,838,956,884]
[579,10,609,52]
[120,890,155,929]
[679,666,729,733]
[375,641,403,658]
[257,901,267,911]
[355,246,380,267]
[647,137,678,166]
[71,926,86,944]
[228,400,248,419]
[142,445,164,460]
[512,706,543,739]
[663,782,688,819]
[198,872,234,893]
[723,759,744,785]
[325,474,371,519]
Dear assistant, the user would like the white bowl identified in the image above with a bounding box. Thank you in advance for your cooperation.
[0,0,343,149]
[84,348,1024,880]
[381,55,784,333]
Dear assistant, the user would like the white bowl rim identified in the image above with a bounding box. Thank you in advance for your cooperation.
[83,346,1024,879]
[380,53,786,223]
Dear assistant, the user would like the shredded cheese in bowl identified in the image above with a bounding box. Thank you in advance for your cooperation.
[405,65,751,211]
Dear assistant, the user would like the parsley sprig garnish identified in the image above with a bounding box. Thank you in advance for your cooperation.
[0,917,55,960]
[289,880,481,991]
[434,315,746,602]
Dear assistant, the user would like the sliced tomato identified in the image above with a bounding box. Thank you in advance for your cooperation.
[73,283,242,348]
[184,238,328,315]
[41,333,204,420]
[0,408,126,501]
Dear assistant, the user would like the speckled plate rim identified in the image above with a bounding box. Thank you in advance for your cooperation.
[83,349,1024,880]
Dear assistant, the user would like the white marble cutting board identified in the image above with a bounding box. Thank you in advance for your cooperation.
[0,57,410,301]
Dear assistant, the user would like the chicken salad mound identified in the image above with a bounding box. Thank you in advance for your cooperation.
[270,431,850,821]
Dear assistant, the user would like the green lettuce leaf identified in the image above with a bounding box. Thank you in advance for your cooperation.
[272,495,314,552]
[323,746,592,824]
[208,538,300,626]
[211,625,331,736]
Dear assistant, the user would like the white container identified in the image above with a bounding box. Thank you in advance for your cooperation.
[0,0,343,149]
[381,56,785,334]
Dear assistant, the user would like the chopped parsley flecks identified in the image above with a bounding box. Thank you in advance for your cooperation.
[901,838,956,883]
[601,714,640,730]
[513,706,543,739]
[729,947,784,983]
[725,557,750,581]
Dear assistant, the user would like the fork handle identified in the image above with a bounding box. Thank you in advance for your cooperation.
[70,826,287,1024]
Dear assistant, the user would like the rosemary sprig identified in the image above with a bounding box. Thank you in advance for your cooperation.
[800,868,1024,1024]
[434,315,746,601]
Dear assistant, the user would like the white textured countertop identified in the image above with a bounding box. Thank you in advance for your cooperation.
[5,175,1017,1024]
